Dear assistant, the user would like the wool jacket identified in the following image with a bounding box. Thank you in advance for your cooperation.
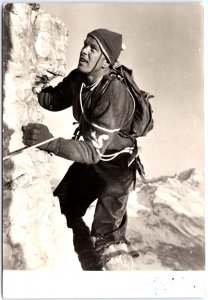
[38,69,135,164]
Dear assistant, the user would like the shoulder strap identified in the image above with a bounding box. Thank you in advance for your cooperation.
[89,70,136,134]
[80,74,123,133]
[91,72,116,101]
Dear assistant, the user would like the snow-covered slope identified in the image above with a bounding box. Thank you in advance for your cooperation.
[84,168,205,271]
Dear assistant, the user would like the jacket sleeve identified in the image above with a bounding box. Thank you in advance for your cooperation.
[37,69,79,112]
[46,78,134,164]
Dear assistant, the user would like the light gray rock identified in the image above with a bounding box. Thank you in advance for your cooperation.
[3,3,76,270]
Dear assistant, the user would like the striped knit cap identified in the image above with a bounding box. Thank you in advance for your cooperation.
[88,29,122,65]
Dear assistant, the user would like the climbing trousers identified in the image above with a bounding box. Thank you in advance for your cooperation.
[53,153,134,244]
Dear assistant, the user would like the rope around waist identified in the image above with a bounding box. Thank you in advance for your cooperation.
[99,147,134,161]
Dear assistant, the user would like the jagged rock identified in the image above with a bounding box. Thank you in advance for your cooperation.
[3,3,74,270]
[34,11,68,77]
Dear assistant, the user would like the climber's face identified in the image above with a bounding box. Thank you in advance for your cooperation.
[78,36,107,74]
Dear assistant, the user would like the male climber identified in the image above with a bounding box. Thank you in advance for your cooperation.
[22,29,142,268]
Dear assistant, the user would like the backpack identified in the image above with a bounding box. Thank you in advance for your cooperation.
[110,65,154,138]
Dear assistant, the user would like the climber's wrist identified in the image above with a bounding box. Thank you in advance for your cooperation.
[46,138,61,155]
[32,83,50,95]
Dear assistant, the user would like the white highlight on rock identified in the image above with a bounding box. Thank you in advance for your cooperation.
[3,3,77,271]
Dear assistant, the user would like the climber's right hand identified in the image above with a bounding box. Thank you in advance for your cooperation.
[32,68,65,95]
[22,123,53,150]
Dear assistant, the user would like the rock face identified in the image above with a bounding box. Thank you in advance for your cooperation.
[3,3,80,270]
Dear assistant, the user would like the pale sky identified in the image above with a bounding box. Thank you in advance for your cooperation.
[40,3,204,179]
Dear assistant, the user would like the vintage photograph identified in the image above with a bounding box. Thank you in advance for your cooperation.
[2,1,205,297]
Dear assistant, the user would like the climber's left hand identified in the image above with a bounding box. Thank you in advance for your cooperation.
[22,123,53,150]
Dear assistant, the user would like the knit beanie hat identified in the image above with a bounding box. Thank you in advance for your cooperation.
[88,29,123,65]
